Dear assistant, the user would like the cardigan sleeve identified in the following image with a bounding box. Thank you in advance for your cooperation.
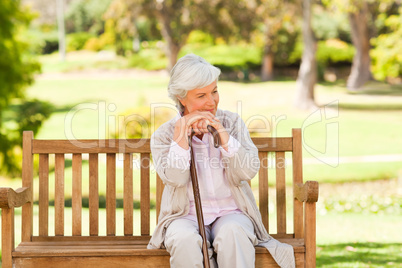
[151,123,191,188]
[221,112,260,186]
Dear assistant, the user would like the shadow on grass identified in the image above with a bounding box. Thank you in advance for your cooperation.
[317,242,402,267]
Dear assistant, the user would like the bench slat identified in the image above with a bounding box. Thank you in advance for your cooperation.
[141,153,150,236]
[252,137,293,152]
[72,153,82,236]
[106,153,116,236]
[32,138,292,154]
[22,131,34,242]
[55,154,65,236]
[89,154,99,236]
[14,238,305,257]
[39,154,49,237]
[32,139,151,154]
[292,129,303,238]
[276,152,286,235]
[124,153,133,236]
[258,151,269,232]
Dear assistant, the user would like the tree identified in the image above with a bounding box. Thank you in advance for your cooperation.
[323,0,397,90]
[0,1,42,175]
[106,0,255,70]
[255,0,298,81]
[371,5,402,81]
[294,0,317,109]
[346,0,373,90]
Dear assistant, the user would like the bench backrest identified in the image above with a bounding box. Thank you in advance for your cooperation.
[20,129,304,242]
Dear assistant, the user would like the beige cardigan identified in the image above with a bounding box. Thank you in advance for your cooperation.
[147,109,295,268]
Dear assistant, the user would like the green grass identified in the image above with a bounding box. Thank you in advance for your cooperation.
[317,213,402,267]
[38,51,130,73]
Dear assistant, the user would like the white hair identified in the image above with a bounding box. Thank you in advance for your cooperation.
[168,54,221,113]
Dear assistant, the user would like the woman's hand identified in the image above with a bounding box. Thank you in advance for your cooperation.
[173,111,230,151]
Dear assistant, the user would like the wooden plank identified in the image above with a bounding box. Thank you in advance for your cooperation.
[89,153,99,236]
[156,174,164,222]
[1,207,14,268]
[55,153,65,236]
[107,153,116,236]
[72,153,82,236]
[22,131,33,242]
[276,151,286,235]
[252,137,293,152]
[141,153,150,236]
[21,239,151,246]
[32,236,152,242]
[13,256,171,268]
[32,138,293,154]
[305,202,316,268]
[16,240,305,253]
[33,139,151,154]
[39,154,49,237]
[124,153,133,236]
[292,128,304,238]
[258,151,269,232]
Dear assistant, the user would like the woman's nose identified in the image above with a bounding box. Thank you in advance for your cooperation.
[207,95,215,105]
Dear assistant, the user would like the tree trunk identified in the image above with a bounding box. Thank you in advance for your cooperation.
[295,0,317,110]
[166,41,180,71]
[156,7,183,71]
[261,44,274,81]
[347,4,372,90]
[56,0,65,62]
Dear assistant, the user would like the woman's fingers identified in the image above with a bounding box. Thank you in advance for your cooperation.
[190,119,210,135]
[182,111,221,136]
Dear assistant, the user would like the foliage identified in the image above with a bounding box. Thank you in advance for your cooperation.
[318,193,402,215]
[371,9,402,81]
[290,38,354,66]
[112,99,175,139]
[312,7,351,42]
[1,99,54,176]
[0,0,43,175]
[65,0,113,34]
[66,32,95,51]
[128,43,167,70]
[29,30,59,55]
[105,0,256,67]
[182,43,261,72]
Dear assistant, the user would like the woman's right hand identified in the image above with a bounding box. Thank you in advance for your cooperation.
[173,111,219,150]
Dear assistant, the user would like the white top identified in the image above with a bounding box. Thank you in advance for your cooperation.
[167,132,242,224]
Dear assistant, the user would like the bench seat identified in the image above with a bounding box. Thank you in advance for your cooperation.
[13,237,305,267]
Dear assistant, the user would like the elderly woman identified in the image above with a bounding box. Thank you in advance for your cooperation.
[148,54,294,268]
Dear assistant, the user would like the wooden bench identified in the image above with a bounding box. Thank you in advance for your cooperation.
[1,128,318,267]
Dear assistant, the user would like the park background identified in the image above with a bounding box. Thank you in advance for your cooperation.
[1,0,402,267]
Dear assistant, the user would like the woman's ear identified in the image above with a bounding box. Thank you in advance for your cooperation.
[178,97,186,107]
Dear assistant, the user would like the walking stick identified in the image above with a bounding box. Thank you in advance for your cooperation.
[189,125,221,268]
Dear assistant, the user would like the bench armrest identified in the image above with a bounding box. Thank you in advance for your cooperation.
[294,181,319,203]
[0,187,32,208]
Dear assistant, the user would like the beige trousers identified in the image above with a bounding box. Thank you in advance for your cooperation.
[164,213,258,268]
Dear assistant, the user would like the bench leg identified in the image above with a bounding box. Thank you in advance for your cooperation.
[304,203,316,268]
[2,207,15,268]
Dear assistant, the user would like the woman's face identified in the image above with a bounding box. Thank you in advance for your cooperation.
[180,81,219,115]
